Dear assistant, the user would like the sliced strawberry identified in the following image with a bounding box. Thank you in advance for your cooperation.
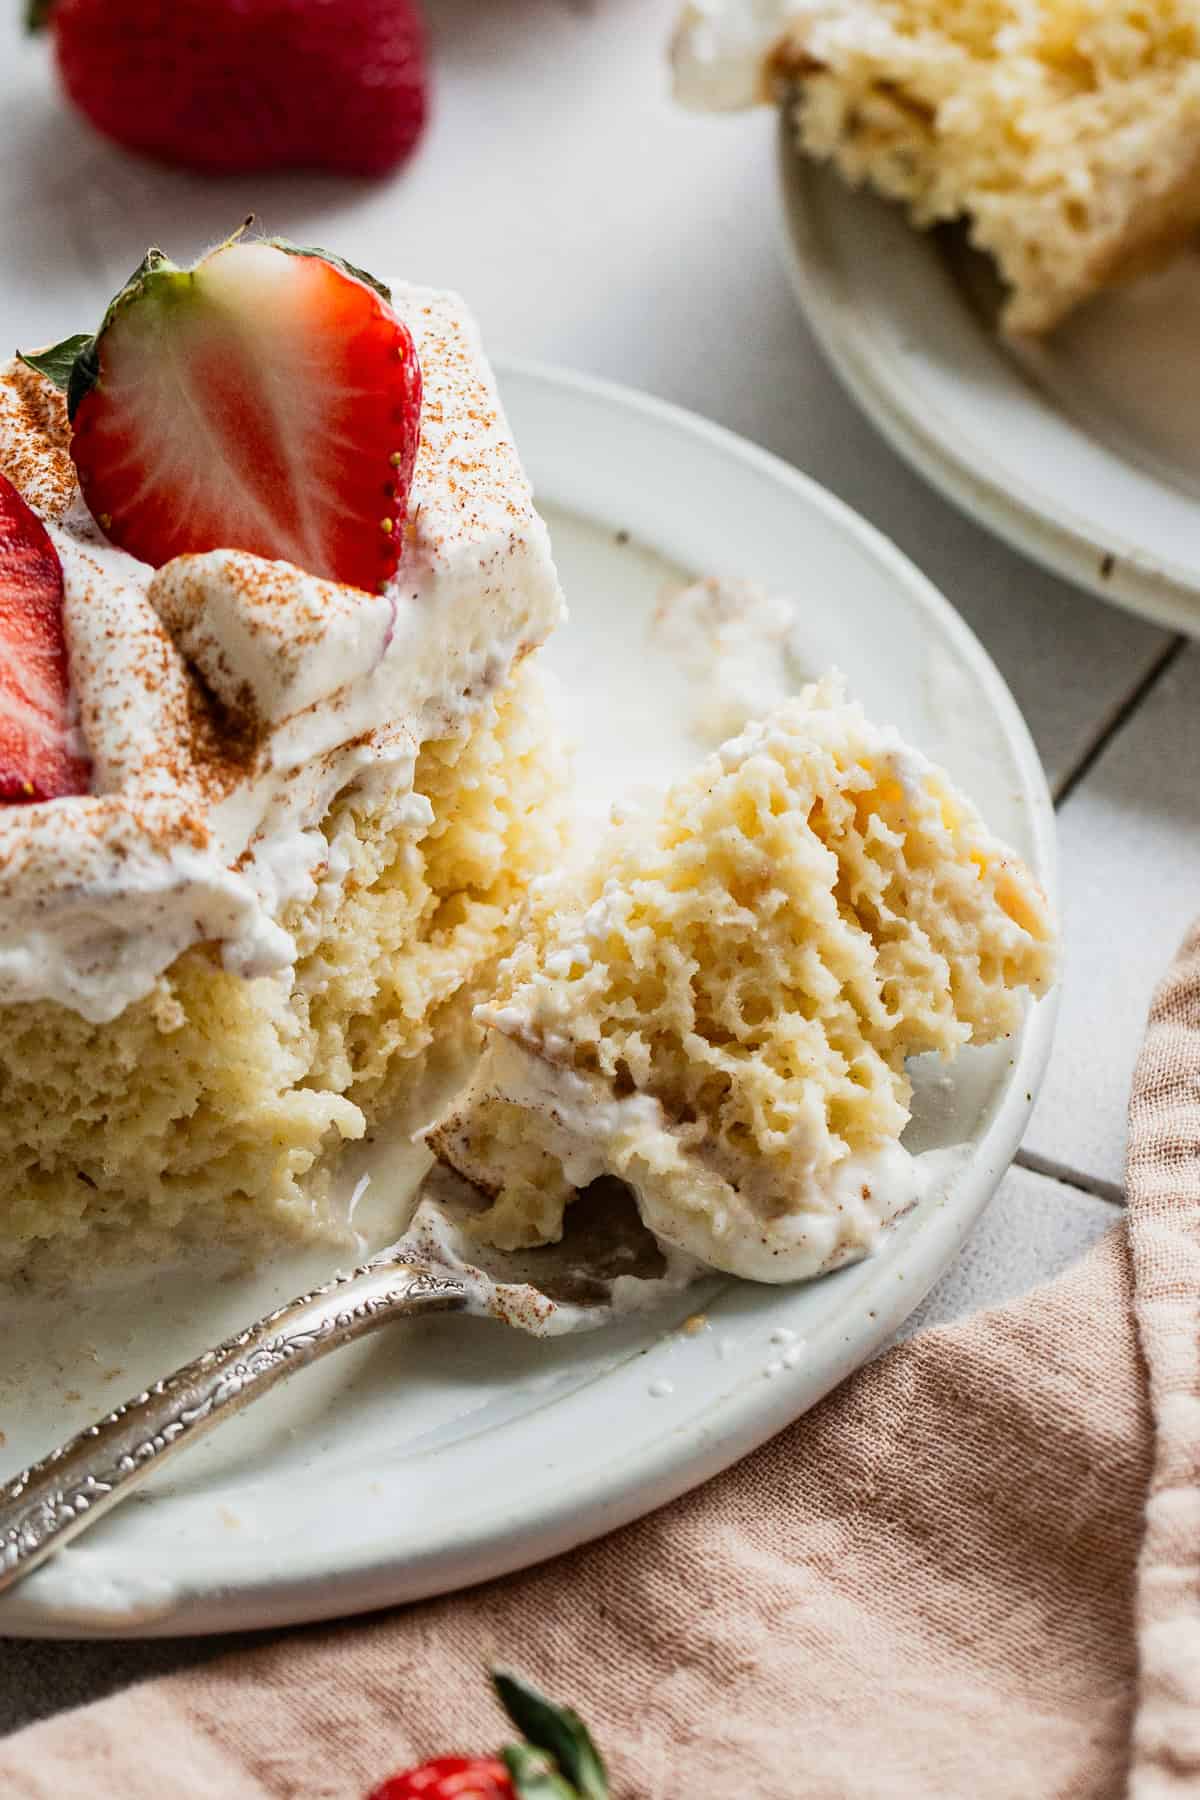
[0,472,89,805]
[22,234,422,594]
[367,1756,514,1799]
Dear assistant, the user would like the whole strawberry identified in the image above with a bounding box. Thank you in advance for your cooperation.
[27,0,429,178]
[368,1669,610,1800]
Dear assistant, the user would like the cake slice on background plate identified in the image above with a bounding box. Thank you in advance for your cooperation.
[0,232,568,1275]
[672,0,1200,334]
[428,678,1056,1283]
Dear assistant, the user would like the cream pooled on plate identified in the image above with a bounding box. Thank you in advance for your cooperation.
[651,573,805,748]
[428,678,1056,1283]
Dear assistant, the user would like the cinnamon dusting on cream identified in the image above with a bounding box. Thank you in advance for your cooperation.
[0,284,565,1023]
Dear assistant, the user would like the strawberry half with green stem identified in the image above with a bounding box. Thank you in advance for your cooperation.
[368,1669,610,1800]
[21,231,422,595]
[0,472,89,804]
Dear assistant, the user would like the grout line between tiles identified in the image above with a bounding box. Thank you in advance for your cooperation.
[1027,632,1180,1218]
[1014,1147,1125,1207]
[1052,633,1187,808]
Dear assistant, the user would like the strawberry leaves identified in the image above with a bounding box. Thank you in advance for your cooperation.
[366,1669,611,1800]
[501,1744,582,1800]
[17,333,92,396]
[492,1671,610,1800]
[21,249,190,420]
[20,243,217,419]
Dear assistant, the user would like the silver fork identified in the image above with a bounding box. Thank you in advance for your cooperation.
[0,1173,698,1595]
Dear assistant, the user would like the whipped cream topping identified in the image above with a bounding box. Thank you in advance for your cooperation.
[672,0,803,110]
[0,286,564,1023]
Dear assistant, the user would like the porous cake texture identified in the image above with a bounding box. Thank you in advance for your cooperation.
[0,661,565,1271]
[0,282,570,1273]
[429,679,1056,1282]
[675,0,1200,333]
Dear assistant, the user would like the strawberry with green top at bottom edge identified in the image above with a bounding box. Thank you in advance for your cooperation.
[0,472,90,804]
[21,231,423,596]
[370,1757,512,1798]
[368,1669,610,1800]
[27,0,428,179]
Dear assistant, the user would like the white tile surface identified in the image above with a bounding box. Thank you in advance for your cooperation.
[898,1164,1119,1341]
[1024,642,1199,1193]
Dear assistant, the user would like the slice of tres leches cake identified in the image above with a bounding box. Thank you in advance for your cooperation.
[427,677,1055,1283]
[672,0,1200,335]
[0,233,568,1274]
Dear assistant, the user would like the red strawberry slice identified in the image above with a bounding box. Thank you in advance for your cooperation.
[367,1755,514,1799]
[0,472,89,805]
[23,234,422,595]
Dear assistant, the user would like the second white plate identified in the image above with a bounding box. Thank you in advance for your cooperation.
[778,119,1200,634]
[0,361,1056,1639]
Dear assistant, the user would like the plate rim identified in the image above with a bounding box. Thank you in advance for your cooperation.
[0,356,1059,1639]
[775,118,1200,636]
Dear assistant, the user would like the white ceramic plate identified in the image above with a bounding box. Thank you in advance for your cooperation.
[0,361,1056,1639]
[778,118,1200,634]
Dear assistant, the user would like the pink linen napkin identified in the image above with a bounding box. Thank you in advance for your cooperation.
[0,921,1197,1798]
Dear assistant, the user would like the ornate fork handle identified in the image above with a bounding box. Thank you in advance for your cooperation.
[0,1255,468,1595]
